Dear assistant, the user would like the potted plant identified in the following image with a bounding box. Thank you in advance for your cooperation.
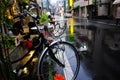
[40,13,49,25]
[0,0,16,80]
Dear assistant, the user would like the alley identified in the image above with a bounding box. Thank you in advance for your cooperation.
[9,15,120,80]
[8,14,120,80]
[1,0,120,80]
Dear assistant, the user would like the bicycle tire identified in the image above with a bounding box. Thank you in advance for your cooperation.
[38,41,80,80]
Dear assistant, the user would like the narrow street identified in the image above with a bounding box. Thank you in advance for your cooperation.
[1,0,120,80]
[10,16,94,80]
[9,16,120,80]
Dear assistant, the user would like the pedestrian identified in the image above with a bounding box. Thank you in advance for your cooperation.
[116,5,120,26]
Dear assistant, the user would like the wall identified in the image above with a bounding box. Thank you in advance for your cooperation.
[97,0,111,16]
[78,0,93,18]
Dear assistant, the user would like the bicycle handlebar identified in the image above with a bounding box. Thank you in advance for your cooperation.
[14,1,40,20]
[14,9,38,19]
[30,1,37,7]
[13,2,42,33]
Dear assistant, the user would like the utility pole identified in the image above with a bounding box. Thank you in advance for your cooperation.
[64,0,66,13]
[95,0,97,17]
[47,0,49,11]
[88,0,90,19]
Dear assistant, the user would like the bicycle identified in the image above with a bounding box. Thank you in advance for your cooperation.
[47,19,67,38]
[10,2,80,80]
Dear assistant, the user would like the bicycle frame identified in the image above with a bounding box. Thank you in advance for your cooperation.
[33,31,65,67]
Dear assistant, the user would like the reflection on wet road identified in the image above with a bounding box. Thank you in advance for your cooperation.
[67,17,93,80]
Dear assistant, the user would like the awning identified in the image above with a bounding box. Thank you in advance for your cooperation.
[66,5,80,12]
[66,7,74,12]
[73,6,80,10]
[113,0,120,4]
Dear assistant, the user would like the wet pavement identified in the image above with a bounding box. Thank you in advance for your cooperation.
[73,17,120,80]
[66,18,93,80]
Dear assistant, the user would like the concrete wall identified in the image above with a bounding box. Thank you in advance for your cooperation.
[74,0,112,18]
[98,5,109,16]
[75,0,93,18]
[97,0,111,16]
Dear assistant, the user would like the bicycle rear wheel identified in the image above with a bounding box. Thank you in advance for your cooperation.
[38,41,80,80]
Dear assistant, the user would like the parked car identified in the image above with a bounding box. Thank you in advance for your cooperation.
[64,13,72,18]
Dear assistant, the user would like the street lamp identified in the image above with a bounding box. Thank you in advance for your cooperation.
[47,0,49,11]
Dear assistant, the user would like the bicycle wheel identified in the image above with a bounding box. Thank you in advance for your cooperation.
[38,41,80,80]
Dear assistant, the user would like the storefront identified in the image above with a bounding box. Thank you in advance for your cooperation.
[73,1,80,17]
[113,0,120,4]
[73,6,80,17]
[97,0,111,17]
[78,0,93,18]
[112,0,120,18]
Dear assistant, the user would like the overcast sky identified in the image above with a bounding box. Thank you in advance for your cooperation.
[37,0,59,7]
[50,0,57,4]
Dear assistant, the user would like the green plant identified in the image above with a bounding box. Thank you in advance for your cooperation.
[21,0,30,3]
[40,13,49,24]
[0,34,16,80]
[0,34,15,49]
[0,0,15,80]
[0,0,13,27]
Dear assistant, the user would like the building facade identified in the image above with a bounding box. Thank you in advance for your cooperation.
[73,0,93,18]
[41,0,50,12]
[73,0,115,19]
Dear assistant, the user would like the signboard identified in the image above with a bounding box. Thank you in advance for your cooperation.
[69,0,73,6]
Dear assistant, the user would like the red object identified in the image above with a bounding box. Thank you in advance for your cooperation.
[54,74,65,80]
[23,40,33,49]
[48,40,53,43]
[26,40,33,49]
[43,31,46,37]
[52,18,55,21]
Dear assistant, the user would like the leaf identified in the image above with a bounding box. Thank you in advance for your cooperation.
[1,34,15,49]
[40,13,49,24]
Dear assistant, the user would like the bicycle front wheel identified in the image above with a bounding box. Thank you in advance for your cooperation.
[38,41,80,80]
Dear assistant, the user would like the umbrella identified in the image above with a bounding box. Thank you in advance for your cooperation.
[113,0,120,4]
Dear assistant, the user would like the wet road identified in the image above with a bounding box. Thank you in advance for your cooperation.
[66,17,93,80]
[11,16,120,80]
[74,17,120,80]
